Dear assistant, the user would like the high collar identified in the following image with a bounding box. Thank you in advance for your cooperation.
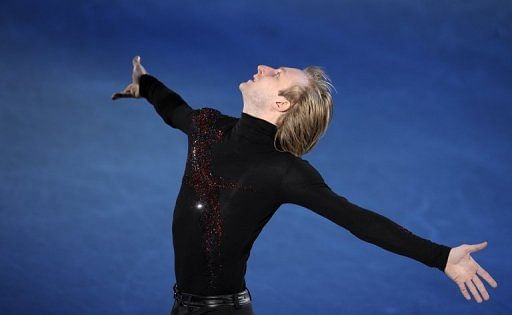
[231,112,278,146]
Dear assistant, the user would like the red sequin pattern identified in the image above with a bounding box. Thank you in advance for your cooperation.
[184,108,255,289]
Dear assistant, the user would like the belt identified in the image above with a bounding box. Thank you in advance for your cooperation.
[172,283,252,308]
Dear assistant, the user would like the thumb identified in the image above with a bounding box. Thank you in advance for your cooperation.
[467,241,488,253]
[132,55,147,79]
[132,55,141,66]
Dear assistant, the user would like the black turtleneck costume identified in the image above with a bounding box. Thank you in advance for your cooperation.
[138,74,452,296]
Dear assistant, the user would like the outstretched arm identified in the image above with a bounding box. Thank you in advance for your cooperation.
[112,55,195,135]
[279,158,450,270]
[278,157,498,302]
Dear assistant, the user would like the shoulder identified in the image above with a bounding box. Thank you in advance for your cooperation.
[189,107,239,134]
[282,155,325,186]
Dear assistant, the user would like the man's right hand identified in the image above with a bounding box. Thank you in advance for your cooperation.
[112,55,148,100]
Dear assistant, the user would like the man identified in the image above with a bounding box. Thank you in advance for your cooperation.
[112,56,498,314]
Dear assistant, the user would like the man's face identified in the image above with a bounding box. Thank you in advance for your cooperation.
[239,65,309,110]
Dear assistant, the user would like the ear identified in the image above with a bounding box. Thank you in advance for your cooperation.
[275,100,291,112]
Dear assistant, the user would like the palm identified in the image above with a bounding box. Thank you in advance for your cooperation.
[112,55,148,100]
[443,241,498,303]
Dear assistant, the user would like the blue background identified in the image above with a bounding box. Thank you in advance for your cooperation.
[1,0,510,314]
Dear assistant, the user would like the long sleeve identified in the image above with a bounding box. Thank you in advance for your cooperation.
[139,74,195,135]
[278,157,451,272]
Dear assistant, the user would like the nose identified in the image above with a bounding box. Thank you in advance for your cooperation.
[257,65,275,76]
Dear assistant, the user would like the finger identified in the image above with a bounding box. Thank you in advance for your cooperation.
[112,92,132,100]
[133,55,140,66]
[466,280,483,303]
[468,241,488,253]
[133,58,147,75]
[475,261,498,288]
[132,63,145,83]
[132,56,140,74]
[472,275,489,301]
[457,282,471,301]
[112,84,134,99]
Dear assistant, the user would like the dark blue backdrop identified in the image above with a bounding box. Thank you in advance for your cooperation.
[1,1,510,314]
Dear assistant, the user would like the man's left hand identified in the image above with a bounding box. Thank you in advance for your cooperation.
[444,241,498,303]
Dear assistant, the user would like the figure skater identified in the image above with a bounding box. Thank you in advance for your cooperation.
[112,56,498,315]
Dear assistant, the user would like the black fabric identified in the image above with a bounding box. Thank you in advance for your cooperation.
[170,283,253,315]
[139,74,452,297]
[170,299,254,315]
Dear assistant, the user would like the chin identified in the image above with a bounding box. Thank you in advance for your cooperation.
[239,81,250,91]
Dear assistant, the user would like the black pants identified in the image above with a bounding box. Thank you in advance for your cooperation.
[170,299,254,315]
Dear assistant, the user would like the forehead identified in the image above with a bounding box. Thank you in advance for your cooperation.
[280,67,309,86]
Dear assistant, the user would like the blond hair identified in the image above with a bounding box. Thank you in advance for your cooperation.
[273,66,335,157]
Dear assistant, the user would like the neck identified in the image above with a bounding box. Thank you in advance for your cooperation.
[231,111,278,149]
[241,110,277,127]
[241,102,281,126]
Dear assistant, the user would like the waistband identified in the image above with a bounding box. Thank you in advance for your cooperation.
[172,283,252,308]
